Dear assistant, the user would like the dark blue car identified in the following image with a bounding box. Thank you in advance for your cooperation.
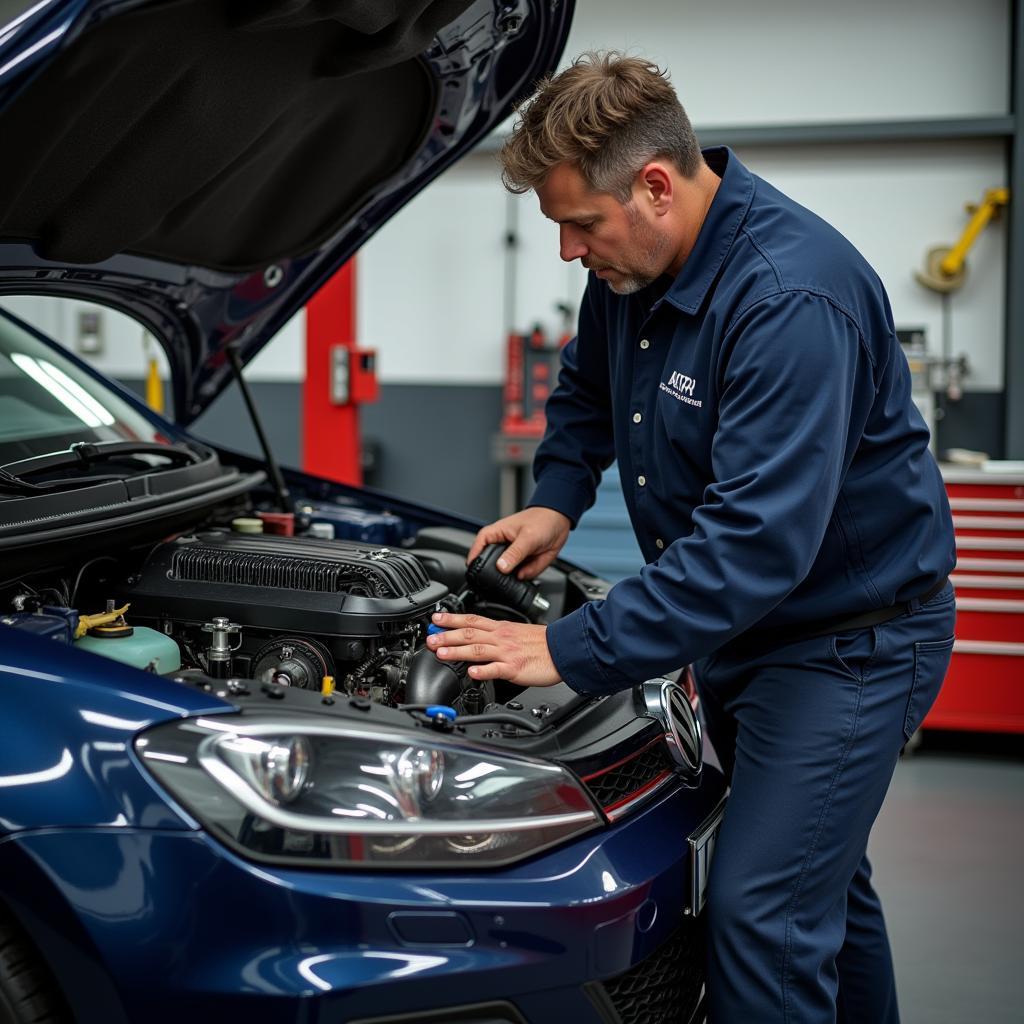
[0,2,726,1021]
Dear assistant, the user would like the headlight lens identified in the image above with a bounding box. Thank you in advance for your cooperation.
[218,734,311,805]
[136,715,600,868]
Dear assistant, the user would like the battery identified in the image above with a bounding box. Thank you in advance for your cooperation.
[298,502,407,545]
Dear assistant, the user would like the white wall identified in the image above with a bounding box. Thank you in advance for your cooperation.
[356,0,1011,392]
[358,165,587,384]
[238,311,306,382]
[2,0,1011,395]
[564,0,1008,126]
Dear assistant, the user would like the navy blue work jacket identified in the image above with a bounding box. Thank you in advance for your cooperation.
[533,148,956,696]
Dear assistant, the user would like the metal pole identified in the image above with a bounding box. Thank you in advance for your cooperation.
[503,191,519,339]
[226,342,292,512]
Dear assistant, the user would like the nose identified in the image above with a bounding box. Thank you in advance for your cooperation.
[559,225,588,263]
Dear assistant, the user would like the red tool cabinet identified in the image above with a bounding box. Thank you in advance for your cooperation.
[924,467,1024,733]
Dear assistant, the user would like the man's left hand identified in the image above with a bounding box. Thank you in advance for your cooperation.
[426,611,562,686]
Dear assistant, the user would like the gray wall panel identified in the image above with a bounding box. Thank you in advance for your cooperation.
[361,384,503,523]
[935,392,1006,458]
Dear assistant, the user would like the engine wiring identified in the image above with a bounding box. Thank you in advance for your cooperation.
[69,555,120,606]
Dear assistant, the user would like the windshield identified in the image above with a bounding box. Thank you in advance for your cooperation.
[0,309,165,465]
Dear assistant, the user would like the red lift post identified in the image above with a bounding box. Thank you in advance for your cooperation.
[303,259,378,485]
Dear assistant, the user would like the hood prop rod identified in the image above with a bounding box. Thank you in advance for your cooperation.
[225,342,292,513]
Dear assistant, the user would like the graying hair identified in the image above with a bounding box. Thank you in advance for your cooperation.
[500,51,702,201]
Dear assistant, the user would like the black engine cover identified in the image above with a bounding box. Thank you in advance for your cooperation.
[124,531,447,637]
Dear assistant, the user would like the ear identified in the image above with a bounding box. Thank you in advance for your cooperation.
[637,162,673,214]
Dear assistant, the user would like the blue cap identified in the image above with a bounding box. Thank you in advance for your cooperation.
[425,704,457,721]
[427,623,445,636]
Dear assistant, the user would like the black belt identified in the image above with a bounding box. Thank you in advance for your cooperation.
[729,576,950,655]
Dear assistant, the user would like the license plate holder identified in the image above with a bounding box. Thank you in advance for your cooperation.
[688,797,726,916]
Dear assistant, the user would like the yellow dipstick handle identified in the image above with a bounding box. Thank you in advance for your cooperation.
[939,187,1010,278]
[75,603,131,639]
[321,675,336,697]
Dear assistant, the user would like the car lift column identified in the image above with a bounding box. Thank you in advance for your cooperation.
[303,260,374,485]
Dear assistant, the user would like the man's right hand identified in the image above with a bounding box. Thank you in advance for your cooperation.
[467,507,572,580]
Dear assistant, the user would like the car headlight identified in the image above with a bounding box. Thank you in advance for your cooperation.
[135,715,601,868]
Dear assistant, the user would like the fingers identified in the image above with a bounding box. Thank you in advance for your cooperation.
[467,524,513,565]
[464,661,515,681]
[435,642,504,662]
[467,508,569,574]
[425,617,559,687]
[502,509,571,575]
[427,612,505,673]
[495,542,527,574]
[431,611,494,630]
[515,551,556,580]
[427,625,492,649]
[429,614,503,666]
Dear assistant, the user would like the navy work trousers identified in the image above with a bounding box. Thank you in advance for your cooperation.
[694,584,956,1023]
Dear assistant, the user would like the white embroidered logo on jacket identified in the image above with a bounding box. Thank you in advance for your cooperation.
[660,370,702,408]
[667,370,696,395]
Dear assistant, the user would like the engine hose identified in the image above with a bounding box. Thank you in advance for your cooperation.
[404,646,465,706]
[350,647,398,682]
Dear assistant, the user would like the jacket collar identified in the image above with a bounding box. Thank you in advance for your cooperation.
[659,147,755,315]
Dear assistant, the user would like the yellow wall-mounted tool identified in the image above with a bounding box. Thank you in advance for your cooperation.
[143,332,164,414]
[916,187,1010,292]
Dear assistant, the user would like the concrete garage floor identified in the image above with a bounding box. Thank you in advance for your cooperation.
[869,737,1024,1024]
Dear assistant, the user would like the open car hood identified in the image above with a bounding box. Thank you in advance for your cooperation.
[0,0,572,423]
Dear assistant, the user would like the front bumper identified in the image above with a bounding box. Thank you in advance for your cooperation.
[1,766,724,1024]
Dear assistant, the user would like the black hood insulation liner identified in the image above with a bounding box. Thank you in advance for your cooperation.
[0,0,471,269]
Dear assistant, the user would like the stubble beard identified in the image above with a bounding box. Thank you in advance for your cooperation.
[604,204,671,295]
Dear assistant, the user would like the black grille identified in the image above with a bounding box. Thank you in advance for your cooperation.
[584,741,674,811]
[600,921,705,1024]
[166,534,431,596]
[171,548,390,594]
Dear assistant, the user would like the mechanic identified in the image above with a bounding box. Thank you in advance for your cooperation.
[427,52,956,1023]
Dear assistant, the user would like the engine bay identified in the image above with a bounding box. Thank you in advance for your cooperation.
[0,479,690,825]
[0,500,606,721]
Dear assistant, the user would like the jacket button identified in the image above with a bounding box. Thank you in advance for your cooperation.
[632,412,642,424]
[639,339,650,349]
[655,538,664,549]
[638,475,646,487]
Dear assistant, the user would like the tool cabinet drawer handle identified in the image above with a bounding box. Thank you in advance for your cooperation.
[953,639,1024,656]
[949,498,1024,512]
[954,597,1024,612]
[953,516,1024,531]
[955,537,1024,551]
[954,557,1024,572]
[952,574,1024,589]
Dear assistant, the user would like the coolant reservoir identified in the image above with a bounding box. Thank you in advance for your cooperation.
[76,626,181,674]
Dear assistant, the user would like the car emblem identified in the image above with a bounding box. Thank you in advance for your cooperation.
[635,678,703,778]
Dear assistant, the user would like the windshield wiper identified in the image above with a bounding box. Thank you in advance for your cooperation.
[0,467,46,495]
[1,441,204,483]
